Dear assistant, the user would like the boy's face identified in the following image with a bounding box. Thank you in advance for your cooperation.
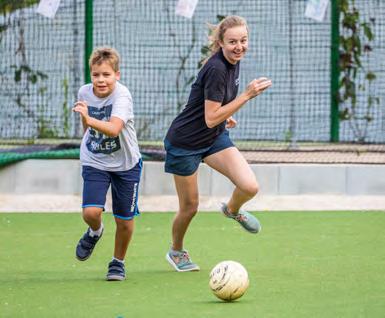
[220,25,249,65]
[91,62,120,98]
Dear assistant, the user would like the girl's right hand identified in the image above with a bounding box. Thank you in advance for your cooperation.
[244,77,272,99]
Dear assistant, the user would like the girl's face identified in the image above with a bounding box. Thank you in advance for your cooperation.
[220,25,249,65]
[91,62,120,98]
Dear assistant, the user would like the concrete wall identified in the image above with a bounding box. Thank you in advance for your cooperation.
[1,160,385,196]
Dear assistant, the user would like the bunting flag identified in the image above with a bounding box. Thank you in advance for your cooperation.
[36,0,61,19]
[175,0,199,19]
[305,0,329,22]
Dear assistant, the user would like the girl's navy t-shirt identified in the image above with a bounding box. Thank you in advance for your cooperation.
[166,49,240,149]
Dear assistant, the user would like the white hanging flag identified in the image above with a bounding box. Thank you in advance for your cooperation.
[175,0,199,19]
[305,0,329,22]
[36,0,61,19]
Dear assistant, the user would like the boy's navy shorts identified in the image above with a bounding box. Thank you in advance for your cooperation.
[164,130,234,176]
[81,159,142,220]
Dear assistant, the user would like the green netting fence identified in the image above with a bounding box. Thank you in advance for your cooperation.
[0,149,80,167]
[0,0,384,164]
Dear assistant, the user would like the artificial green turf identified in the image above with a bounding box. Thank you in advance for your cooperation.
[1,212,385,318]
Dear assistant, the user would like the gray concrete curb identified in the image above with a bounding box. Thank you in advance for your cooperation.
[1,160,385,211]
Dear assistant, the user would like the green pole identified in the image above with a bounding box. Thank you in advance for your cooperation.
[330,0,340,142]
[84,0,93,84]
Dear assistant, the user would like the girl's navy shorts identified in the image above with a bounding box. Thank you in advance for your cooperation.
[164,130,234,176]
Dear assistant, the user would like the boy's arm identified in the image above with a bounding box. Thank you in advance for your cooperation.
[73,101,124,137]
[80,116,88,133]
[77,91,88,133]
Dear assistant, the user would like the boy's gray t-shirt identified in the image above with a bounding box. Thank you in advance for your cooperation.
[78,82,141,171]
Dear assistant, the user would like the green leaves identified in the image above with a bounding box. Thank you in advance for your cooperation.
[338,1,377,123]
[11,64,48,84]
[338,0,378,142]
[362,22,374,41]
[0,0,39,15]
[365,71,376,81]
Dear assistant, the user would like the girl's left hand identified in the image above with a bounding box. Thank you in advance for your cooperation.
[226,116,237,129]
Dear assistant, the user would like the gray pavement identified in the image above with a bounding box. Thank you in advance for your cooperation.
[1,194,384,212]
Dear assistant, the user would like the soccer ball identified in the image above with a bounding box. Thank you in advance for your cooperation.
[209,260,249,301]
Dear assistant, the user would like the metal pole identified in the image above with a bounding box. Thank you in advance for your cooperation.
[84,0,93,84]
[288,0,298,149]
[330,0,340,142]
[72,0,81,136]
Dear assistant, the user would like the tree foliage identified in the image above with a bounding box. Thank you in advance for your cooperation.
[0,0,39,14]
[338,0,379,141]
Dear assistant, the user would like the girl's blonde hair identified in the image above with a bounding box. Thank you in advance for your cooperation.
[89,47,120,72]
[208,15,249,54]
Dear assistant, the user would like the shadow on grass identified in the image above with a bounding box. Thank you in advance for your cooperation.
[0,268,201,284]
[197,299,253,305]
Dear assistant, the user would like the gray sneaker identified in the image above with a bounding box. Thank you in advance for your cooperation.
[76,227,103,261]
[221,203,262,234]
[166,249,200,272]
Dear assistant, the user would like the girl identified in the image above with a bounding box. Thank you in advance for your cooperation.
[164,16,272,272]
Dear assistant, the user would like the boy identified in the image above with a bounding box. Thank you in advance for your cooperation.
[73,47,142,281]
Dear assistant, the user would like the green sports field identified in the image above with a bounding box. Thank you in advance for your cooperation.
[1,211,385,318]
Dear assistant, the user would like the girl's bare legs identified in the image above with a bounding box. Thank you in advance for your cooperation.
[171,171,199,251]
[204,147,259,213]
[166,171,201,271]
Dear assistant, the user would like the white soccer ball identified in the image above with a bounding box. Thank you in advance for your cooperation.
[209,260,249,301]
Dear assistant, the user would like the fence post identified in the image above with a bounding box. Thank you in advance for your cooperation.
[330,0,340,142]
[84,0,93,84]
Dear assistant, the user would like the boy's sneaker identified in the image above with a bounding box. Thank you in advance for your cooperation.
[166,249,200,272]
[221,203,262,234]
[75,227,103,261]
[106,259,125,281]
